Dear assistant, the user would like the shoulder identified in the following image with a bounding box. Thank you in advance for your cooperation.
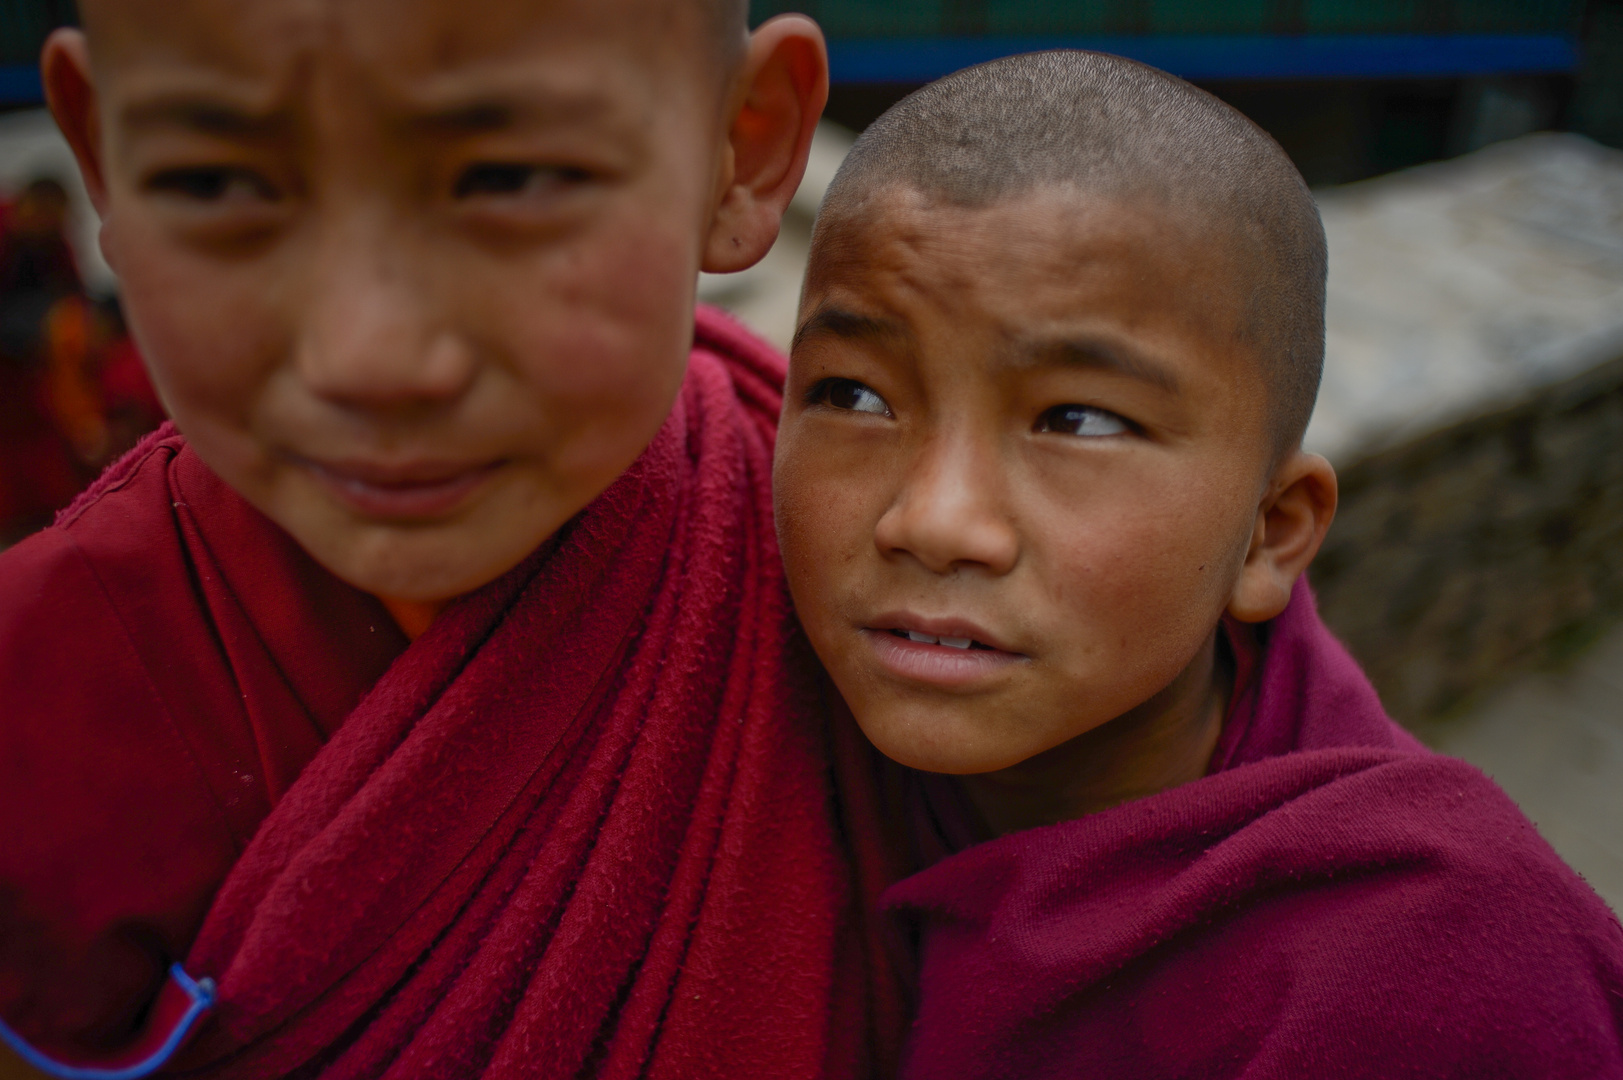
[0,426,193,689]
[0,424,219,836]
[889,751,1623,1078]
[0,429,248,1048]
[691,305,787,422]
[0,425,184,654]
[1233,753,1623,1074]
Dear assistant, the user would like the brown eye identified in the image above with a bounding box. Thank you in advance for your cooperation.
[148,167,277,203]
[454,163,587,198]
[810,378,891,417]
[1036,404,1130,437]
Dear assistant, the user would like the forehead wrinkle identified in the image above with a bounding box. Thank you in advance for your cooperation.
[82,0,332,64]
[88,0,662,123]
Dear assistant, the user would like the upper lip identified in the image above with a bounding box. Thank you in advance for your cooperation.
[866,611,1021,654]
[294,454,502,488]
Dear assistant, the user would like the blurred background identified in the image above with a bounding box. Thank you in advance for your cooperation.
[1,2,1619,909]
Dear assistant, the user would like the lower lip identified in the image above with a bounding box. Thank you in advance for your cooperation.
[863,628,1026,690]
[302,460,502,520]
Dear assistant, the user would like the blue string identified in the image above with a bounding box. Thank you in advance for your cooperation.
[0,964,216,1080]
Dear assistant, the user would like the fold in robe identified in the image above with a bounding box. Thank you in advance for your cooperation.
[886,582,1623,1079]
[0,308,901,1078]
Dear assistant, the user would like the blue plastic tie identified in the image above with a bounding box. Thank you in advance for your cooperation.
[0,964,216,1080]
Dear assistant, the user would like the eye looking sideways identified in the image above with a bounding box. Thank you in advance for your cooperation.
[808,375,1134,438]
[808,376,891,415]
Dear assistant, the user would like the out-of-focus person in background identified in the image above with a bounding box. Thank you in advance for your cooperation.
[0,176,164,544]
[0,177,85,542]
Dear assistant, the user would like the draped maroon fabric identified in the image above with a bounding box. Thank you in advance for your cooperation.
[885,582,1623,1079]
[0,307,901,1078]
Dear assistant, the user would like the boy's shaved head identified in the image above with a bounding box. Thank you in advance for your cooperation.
[816,51,1326,456]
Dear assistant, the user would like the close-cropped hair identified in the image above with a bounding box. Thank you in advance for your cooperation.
[816,50,1328,456]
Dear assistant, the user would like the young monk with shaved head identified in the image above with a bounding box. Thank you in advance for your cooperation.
[777,51,1623,1078]
[0,2,902,1077]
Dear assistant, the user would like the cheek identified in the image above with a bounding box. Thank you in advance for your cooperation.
[1034,468,1254,658]
[773,426,877,627]
[104,215,281,426]
[491,214,698,463]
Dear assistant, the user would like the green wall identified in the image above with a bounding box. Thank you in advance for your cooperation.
[750,0,1585,37]
[0,0,73,66]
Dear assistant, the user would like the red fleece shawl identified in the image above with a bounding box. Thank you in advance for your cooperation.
[885,582,1623,1079]
[0,308,900,1078]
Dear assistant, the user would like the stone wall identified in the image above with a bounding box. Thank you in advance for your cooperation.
[1312,351,1623,729]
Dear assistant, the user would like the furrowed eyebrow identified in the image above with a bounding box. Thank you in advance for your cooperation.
[792,306,907,352]
[409,94,618,134]
[121,96,291,137]
[413,102,514,134]
[402,71,627,134]
[1019,335,1182,394]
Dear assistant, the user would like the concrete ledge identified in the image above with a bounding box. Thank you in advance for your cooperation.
[1313,350,1623,725]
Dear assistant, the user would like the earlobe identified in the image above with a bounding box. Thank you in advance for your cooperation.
[1228,452,1338,623]
[40,29,108,216]
[702,15,828,274]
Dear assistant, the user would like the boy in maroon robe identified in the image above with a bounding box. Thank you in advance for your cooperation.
[0,2,902,1077]
[775,51,1623,1078]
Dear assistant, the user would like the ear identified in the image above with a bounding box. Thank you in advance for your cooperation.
[41,29,109,217]
[1228,451,1338,623]
[702,14,828,274]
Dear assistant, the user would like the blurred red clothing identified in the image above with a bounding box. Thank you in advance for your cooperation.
[1,192,167,541]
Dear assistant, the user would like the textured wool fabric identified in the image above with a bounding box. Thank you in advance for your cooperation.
[884,582,1623,1079]
[0,307,901,1078]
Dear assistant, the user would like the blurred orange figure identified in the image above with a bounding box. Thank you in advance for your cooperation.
[0,178,165,543]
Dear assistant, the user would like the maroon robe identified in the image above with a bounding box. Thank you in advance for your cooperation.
[0,307,902,1078]
[886,583,1623,1079]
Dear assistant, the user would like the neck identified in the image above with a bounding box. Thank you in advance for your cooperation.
[378,597,445,641]
[958,629,1231,838]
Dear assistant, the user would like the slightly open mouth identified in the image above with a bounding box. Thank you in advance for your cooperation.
[889,628,999,651]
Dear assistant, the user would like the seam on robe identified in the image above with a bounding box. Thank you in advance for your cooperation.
[54,425,181,530]
[169,462,334,804]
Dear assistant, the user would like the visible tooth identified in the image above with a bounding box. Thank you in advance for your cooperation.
[907,631,938,644]
[939,637,972,649]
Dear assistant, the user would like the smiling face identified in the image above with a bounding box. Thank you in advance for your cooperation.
[58,0,742,602]
[776,186,1281,775]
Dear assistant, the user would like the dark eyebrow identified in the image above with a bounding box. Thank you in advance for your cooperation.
[410,96,615,135]
[405,75,623,135]
[792,305,907,352]
[412,102,514,134]
[1019,335,1182,394]
[121,96,290,137]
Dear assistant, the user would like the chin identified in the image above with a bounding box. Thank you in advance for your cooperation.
[855,710,1032,777]
[306,521,538,603]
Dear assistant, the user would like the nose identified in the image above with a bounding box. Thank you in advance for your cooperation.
[874,431,1020,576]
[295,215,476,410]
